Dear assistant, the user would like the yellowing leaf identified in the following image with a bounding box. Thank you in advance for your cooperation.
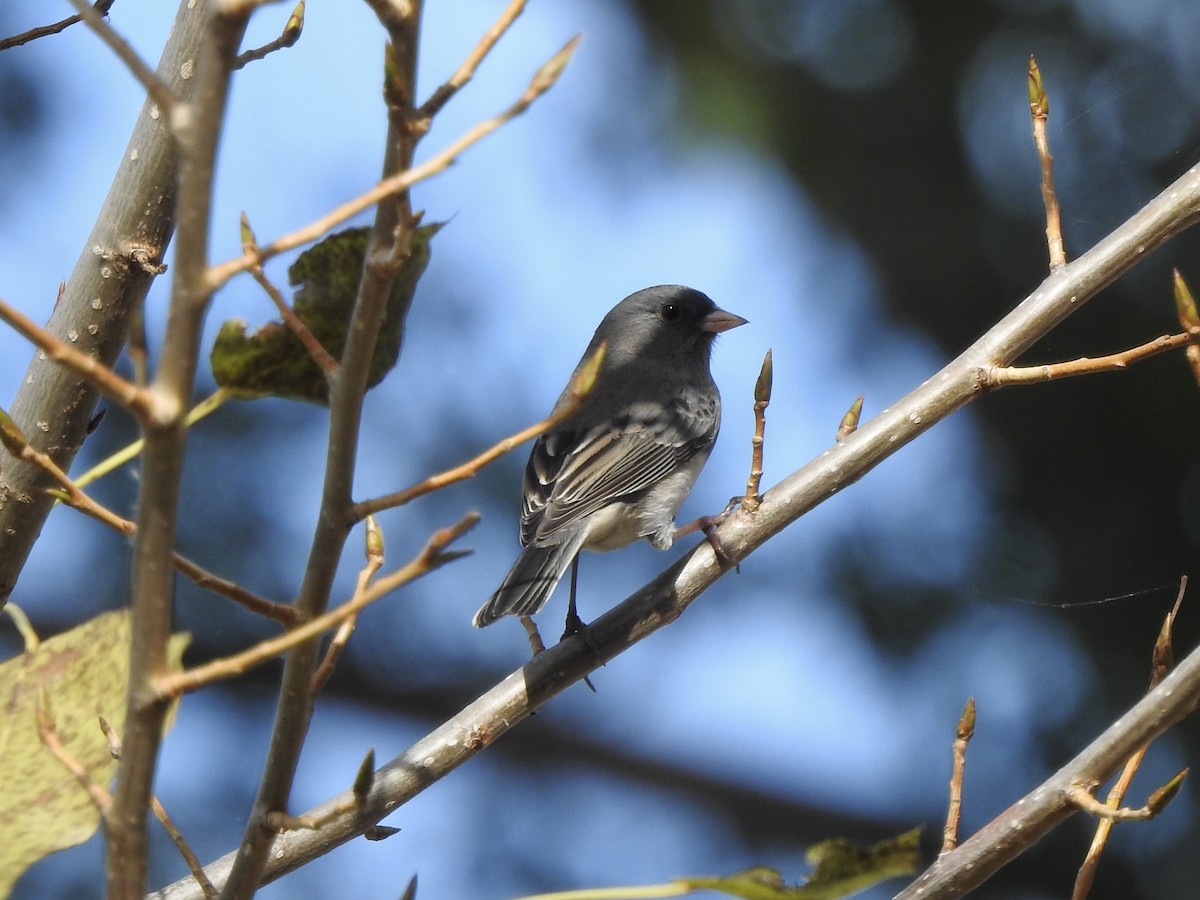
[513,829,922,900]
[0,610,189,896]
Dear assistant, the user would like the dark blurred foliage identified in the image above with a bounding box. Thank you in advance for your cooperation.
[8,2,1200,899]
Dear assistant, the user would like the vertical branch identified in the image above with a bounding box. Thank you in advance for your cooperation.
[106,6,250,899]
[1028,55,1065,269]
[218,4,425,896]
[941,697,976,854]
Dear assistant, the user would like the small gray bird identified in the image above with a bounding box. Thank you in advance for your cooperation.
[473,285,747,628]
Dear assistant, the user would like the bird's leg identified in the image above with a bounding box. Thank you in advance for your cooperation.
[562,555,589,638]
[561,557,597,692]
[674,495,742,571]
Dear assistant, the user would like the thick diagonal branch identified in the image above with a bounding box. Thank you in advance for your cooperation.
[0,0,204,607]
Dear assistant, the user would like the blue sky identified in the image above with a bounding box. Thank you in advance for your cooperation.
[6,2,1175,898]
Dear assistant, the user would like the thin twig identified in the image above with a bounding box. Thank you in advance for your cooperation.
[1028,55,1065,268]
[100,720,218,899]
[153,512,477,699]
[312,517,385,694]
[0,0,114,52]
[349,341,605,522]
[1065,771,1189,823]
[1,405,135,538]
[989,331,1195,386]
[207,34,581,290]
[36,703,114,816]
[417,0,526,121]
[67,0,177,117]
[941,698,976,855]
[742,348,772,512]
[232,0,304,70]
[241,213,339,374]
[0,295,157,421]
[39,708,216,896]
[152,795,219,899]
[41,709,214,897]
[171,553,299,626]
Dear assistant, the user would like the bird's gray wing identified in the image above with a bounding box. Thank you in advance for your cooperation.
[521,396,718,546]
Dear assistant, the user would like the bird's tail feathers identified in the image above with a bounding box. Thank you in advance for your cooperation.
[473,534,585,628]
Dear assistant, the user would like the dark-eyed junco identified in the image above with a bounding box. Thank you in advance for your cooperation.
[473,285,747,628]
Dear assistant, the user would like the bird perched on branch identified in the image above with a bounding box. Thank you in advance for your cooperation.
[474,284,747,629]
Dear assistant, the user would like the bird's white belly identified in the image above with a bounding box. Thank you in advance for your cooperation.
[579,501,643,552]
[579,459,705,553]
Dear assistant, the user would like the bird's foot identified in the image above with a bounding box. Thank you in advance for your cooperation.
[675,496,741,571]
[561,590,590,638]
[561,595,598,693]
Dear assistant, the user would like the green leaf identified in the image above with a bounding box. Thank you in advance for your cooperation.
[0,610,190,895]
[210,223,438,403]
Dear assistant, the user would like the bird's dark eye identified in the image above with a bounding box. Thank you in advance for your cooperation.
[660,303,682,322]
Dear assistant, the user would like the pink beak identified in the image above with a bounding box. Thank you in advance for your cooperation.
[701,308,749,334]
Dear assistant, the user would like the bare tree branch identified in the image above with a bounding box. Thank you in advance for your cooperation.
[940,697,976,855]
[898,675,1198,898]
[0,0,115,52]
[232,0,303,70]
[417,0,526,121]
[108,4,251,897]
[989,331,1194,386]
[1028,55,1065,269]
[152,513,475,699]
[0,294,156,420]
[148,565,1200,899]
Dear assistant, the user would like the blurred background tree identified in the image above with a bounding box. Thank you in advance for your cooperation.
[2,1,1200,898]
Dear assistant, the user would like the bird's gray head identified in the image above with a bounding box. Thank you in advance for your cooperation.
[596,285,747,366]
